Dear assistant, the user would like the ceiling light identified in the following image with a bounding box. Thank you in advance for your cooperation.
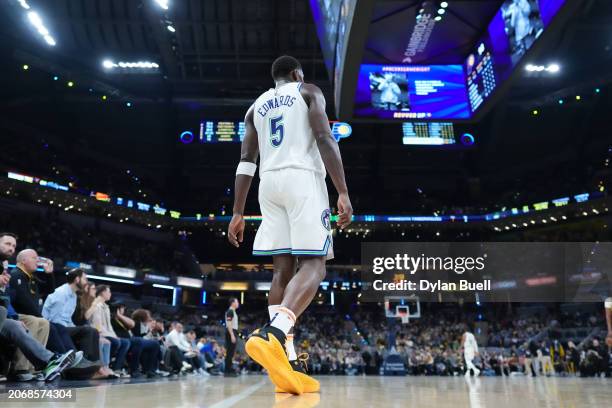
[154,0,169,10]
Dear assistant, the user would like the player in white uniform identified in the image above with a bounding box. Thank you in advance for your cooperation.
[228,55,352,395]
[462,327,481,377]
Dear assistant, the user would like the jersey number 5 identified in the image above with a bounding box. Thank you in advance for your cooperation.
[269,115,284,148]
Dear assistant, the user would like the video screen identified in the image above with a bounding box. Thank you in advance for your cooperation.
[369,72,410,111]
[465,41,497,113]
[402,122,455,145]
[333,0,357,110]
[310,0,343,80]
[466,0,566,114]
[501,0,545,65]
[355,65,470,120]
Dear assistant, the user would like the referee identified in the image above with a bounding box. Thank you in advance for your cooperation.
[224,297,240,377]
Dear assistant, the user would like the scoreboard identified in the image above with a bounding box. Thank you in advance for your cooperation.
[184,120,352,143]
[402,122,455,145]
[199,121,246,143]
[466,42,497,113]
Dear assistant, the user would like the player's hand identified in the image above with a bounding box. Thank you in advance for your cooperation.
[228,214,245,248]
[336,193,353,229]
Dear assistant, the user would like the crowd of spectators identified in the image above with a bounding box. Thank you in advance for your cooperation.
[0,220,610,385]
[0,210,179,275]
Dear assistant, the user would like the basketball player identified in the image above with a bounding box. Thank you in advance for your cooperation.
[228,55,352,395]
[462,325,481,377]
[605,297,612,348]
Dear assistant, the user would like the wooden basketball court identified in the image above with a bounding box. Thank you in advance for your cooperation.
[2,374,610,407]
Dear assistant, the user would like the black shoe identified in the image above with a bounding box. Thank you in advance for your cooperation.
[146,371,159,379]
[131,370,143,379]
[248,324,286,347]
[289,353,311,374]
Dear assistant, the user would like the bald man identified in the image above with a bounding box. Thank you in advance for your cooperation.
[9,249,56,317]
[7,248,55,377]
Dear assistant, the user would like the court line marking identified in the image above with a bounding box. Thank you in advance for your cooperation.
[208,379,267,408]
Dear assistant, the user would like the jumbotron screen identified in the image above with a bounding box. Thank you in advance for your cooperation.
[465,0,567,113]
[349,0,567,121]
[354,64,470,120]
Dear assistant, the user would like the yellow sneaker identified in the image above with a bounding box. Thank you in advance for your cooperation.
[245,326,304,395]
[275,354,319,393]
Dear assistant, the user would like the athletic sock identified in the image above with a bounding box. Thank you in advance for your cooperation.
[286,334,298,361]
[268,305,280,320]
[270,307,296,335]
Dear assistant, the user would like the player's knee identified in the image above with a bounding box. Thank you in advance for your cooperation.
[272,268,293,286]
[302,257,326,281]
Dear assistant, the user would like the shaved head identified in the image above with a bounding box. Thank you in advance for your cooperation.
[16,249,38,273]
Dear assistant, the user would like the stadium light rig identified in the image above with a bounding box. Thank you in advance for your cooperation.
[102,59,160,72]
[525,63,560,73]
[154,0,169,10]
[26,11,56,46]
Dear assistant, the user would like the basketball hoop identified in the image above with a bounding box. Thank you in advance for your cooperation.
[396,305,410,324]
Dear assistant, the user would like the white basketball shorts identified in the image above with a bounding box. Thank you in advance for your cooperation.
[253,168,333,260]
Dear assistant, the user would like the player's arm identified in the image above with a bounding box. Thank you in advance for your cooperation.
[300,83,353,229]
[228,105,259,248]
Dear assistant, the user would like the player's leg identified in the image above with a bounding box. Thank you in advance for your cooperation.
[247,173,303,394]
[464,351,478,377]
[277,257,326,318]
[269,255,296,306]
[268,255,299,364]
[268,255,316,392]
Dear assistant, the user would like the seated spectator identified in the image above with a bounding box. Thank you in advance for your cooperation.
[0,272,75,381]
[186,330,212,375]
[165,322,204,375]
[110,304,162,378]
[7,248,54,380]
[42,269,102,371]
[131,309,169,377]
[89,285,131,377]
[71,281,115,379]
[73,282,96,326]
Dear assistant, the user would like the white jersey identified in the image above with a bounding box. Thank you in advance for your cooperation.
[253,82,326,177]
[464,331,479,354]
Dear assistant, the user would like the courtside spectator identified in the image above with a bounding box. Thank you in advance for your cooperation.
[89,285,130,377]
[110,304,161,378]
[42,269,101,367]
[7,248,53,379]
[73,282,96,326]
